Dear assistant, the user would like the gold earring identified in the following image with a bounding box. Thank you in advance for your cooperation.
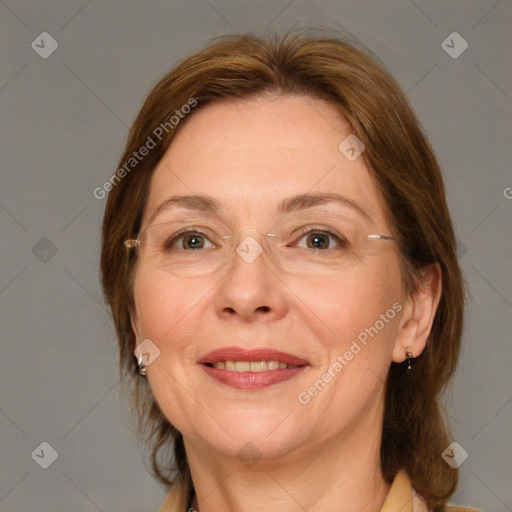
[137,355,147,376]
[406,351,413,371]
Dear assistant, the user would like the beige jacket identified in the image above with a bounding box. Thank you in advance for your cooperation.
[159,469,479,512]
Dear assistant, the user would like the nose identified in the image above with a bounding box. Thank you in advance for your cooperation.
[213,231,289,323]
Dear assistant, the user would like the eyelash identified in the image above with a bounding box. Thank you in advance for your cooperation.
[294,227,349,250]
[163,228,215,250]
[163,226,349,250]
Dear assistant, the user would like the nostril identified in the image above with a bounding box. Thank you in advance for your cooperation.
[257,306,271,313]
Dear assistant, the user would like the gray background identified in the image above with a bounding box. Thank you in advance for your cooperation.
[1,1,511,511]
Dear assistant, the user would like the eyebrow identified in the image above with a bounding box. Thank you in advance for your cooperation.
[278,193,370,221]
[147,192,370,225]
[147,195,222,225]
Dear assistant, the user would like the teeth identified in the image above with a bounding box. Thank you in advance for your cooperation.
[213,360,294,371]
[250,361,267,372]
[234,361,250,372]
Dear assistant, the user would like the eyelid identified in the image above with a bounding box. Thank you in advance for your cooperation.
[291,223,345,236]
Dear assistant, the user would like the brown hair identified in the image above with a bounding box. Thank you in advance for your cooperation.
[100,30,464,509]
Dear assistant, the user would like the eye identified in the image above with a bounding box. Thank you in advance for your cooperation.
[294,229,348,250]
[164,229,216,251]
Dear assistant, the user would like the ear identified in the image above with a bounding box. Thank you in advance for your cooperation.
[392,263,442,363]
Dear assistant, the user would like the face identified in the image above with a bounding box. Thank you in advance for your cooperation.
[130,95,405,461]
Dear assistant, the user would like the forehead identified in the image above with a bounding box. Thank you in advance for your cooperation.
[144,95,386,227]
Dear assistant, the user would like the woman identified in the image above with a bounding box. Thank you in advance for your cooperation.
[100,32,478,511]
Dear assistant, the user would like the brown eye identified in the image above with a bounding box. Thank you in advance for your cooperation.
[306,232,330,249]
[295,229,346,250]
[163,230,215,251]
[182,234,206,249]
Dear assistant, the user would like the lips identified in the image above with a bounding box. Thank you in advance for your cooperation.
[198,347,309,390]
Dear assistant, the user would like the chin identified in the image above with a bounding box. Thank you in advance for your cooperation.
[186,409,305,459]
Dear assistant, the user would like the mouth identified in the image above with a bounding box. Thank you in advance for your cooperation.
[206,360,298,370]
[198,347,309,389]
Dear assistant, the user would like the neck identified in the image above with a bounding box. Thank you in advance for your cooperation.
[185,402,390,512]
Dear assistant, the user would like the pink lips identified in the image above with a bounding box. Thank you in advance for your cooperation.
[198,347,309,390]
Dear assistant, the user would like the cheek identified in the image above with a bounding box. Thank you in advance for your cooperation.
[294,269,401,420]
[132,268,210,352]
[131,270,208,431]
[288,258,402,349]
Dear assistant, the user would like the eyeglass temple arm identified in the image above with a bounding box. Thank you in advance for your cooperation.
[124,239,140,248]
[366,234,395,241]
[221,233,395,241]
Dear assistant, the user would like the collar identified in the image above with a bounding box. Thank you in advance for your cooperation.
[160,469,429,512]
[380,470,429,512]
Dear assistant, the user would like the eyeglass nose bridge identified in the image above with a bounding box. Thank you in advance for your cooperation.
[222,229,277,265]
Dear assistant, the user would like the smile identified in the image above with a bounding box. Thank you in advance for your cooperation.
[207,360,298,371]
[199,347,309,389]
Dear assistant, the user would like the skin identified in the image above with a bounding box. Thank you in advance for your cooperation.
[130,94,441,512]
